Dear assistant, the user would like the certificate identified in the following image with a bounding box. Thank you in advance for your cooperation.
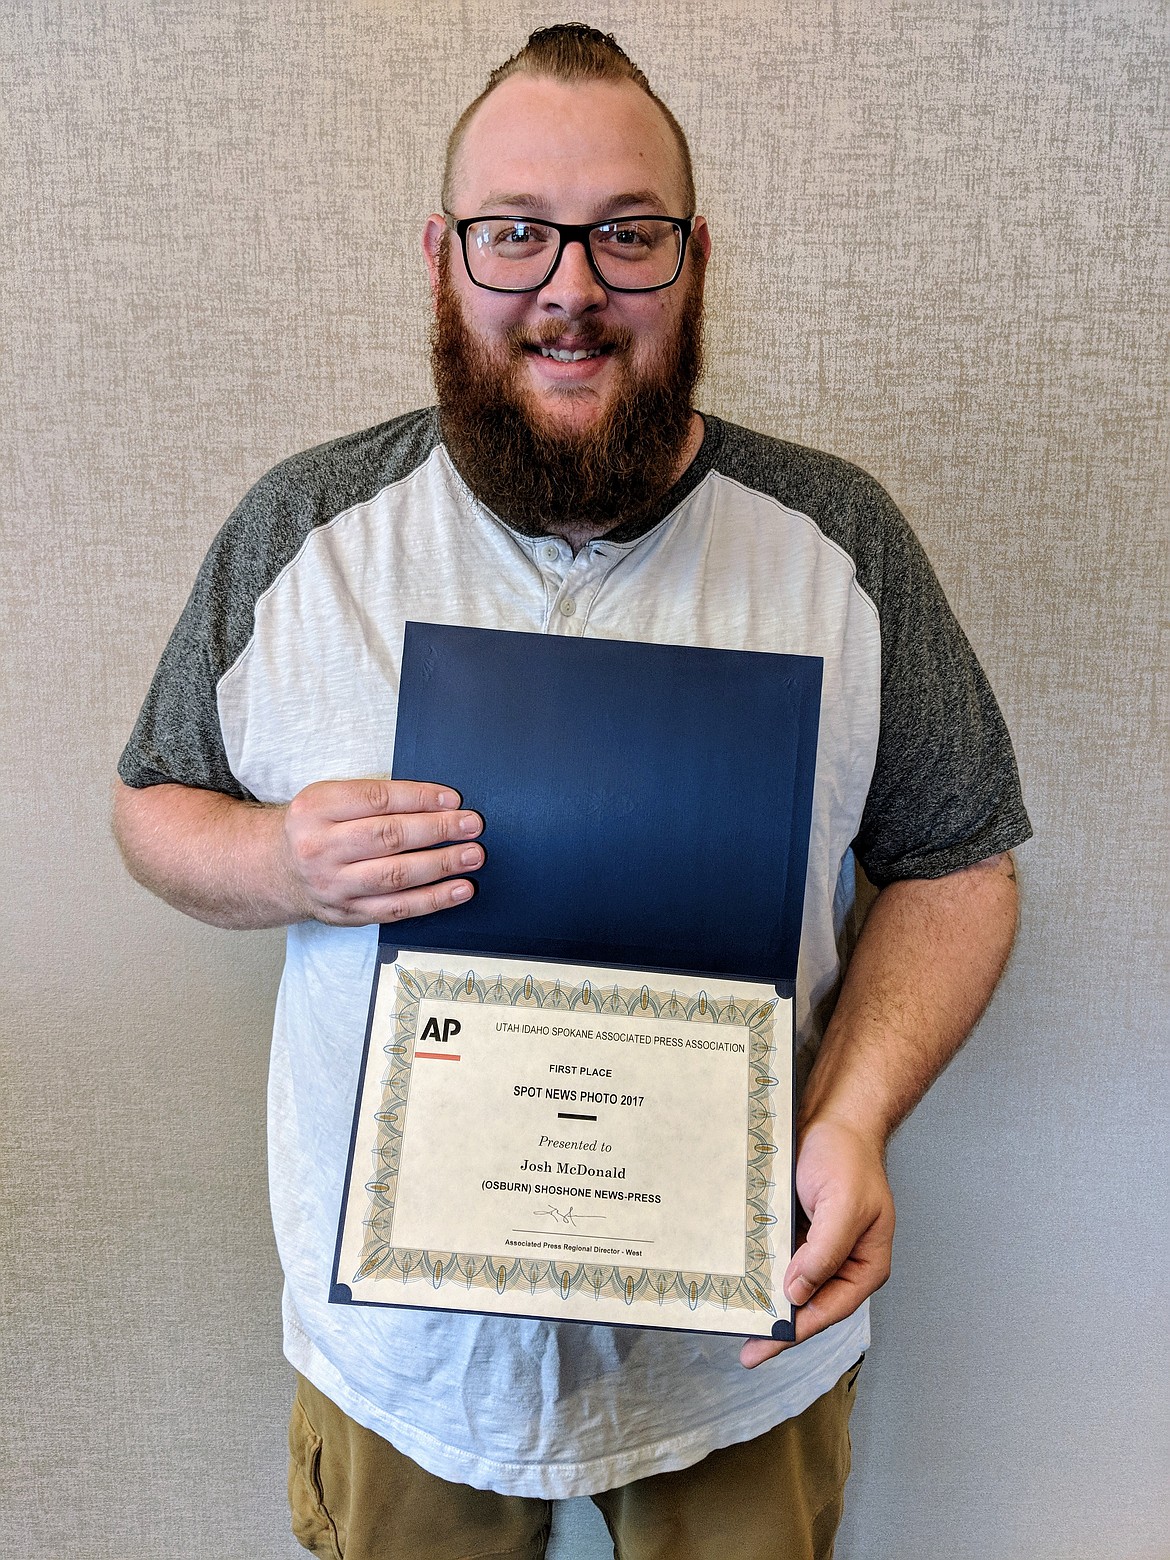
[331,950,794,1337]
[330,623,823,1339]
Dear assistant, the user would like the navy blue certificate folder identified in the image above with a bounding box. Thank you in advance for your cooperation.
[388,623,823,986]
[334,623,823,1339]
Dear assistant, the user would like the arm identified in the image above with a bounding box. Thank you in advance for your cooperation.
[740,850,1019,1368]
[112,777,485,931]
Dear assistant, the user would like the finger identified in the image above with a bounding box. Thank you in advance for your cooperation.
[334,875,479,926]
[741,1255,889,1366]
[792,1220,892,1330]
[739,1336,792,1369]
[789,1267,884,1345]
[334,840,485,902]
[300,777,465,824]
[784,1208,867,1306]
[787,1173,895,1300]
[327,805,483,867]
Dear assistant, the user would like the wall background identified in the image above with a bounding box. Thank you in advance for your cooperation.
[2,2,1166,1557]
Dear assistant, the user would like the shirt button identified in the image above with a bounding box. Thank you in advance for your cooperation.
[543,544,559,561]
[559,597,577,618]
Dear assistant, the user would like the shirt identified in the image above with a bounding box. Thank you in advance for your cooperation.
[120,409,1031,1496]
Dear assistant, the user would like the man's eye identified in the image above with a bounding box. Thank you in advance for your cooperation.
[487,221,550,248]
[595,222,656,252]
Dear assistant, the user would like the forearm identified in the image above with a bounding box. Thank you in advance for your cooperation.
[112,779,302,929]
[799,852,1020,1145]
[741,851,1020,1364]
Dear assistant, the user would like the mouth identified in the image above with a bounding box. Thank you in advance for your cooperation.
[516,326,625,363]
[537,345,606,362]
[511,328,630,396]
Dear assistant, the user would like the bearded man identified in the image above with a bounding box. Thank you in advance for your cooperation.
[114,24,1030,1560]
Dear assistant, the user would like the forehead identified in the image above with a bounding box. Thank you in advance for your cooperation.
[450,74,689,216]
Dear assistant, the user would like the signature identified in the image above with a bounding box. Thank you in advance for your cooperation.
[530,1204,606,1229]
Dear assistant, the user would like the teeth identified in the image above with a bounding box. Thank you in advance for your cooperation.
[540,347,601,361]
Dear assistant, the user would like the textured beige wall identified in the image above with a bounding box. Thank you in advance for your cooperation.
[3,3,1166,1557]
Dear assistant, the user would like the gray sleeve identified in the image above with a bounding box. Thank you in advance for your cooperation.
[117,467,314,799]
[849,477,1032,885]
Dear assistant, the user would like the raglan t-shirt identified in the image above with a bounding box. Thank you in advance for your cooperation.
[120,409,1031,1498]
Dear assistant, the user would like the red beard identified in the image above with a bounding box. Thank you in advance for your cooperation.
[430,248,704,539]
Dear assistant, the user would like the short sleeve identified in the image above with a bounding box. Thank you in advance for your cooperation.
[117,465,313,799]
[117,534,253,798]
[850,484,1032,885]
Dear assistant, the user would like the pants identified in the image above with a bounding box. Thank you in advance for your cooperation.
[288,1359,862,1560]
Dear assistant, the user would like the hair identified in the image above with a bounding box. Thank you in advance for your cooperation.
[442,24,696,214]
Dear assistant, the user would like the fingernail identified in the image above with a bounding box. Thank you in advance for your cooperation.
[459,813,482,835]
[436,790,460,808]
[450,882,473,901]
[788,1276,814,1305]
[460,846,483,867]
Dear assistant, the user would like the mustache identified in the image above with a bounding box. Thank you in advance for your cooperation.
[507,320,635,356]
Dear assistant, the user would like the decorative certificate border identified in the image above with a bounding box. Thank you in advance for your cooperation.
[352,963,783,1321]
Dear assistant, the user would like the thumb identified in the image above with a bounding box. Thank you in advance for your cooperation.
[784,1190,869,1305]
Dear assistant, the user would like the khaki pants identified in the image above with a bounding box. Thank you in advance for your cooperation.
[289,1359,862,1560]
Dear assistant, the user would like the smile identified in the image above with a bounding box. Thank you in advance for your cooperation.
[538,346,605,362]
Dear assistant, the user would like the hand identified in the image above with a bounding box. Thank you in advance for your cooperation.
[279,778,484,926]
[739,1116,894,1369]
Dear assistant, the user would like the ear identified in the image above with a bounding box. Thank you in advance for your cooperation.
[690,214,712,268]
[422,214,446,310]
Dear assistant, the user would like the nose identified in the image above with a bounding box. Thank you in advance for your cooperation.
[537,237,608,315]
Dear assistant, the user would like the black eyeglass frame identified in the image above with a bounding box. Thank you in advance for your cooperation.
[447,214,695,294]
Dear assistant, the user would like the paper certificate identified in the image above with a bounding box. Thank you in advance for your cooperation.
[332,950,795,1338]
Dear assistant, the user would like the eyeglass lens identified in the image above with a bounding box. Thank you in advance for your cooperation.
[464,218,683,291]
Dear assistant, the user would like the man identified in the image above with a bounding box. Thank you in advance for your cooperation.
[114,24,1030,1560]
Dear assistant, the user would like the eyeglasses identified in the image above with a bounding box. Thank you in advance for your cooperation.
[448,215,694,294]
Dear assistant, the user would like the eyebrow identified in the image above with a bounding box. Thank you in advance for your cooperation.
[475,189,672,217]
